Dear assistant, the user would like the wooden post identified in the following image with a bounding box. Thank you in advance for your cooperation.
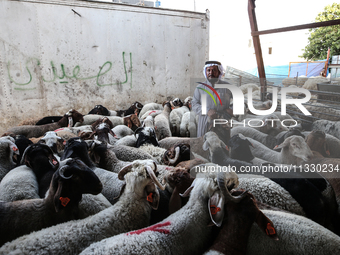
[324,48,331,77]
[248,0,266,101]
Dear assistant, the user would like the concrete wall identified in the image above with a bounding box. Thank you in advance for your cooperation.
[0,0,209,133]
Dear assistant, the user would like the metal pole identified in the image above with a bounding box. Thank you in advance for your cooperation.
[248,0,267,101]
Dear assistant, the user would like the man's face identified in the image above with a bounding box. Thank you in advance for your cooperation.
[206,65,220,80]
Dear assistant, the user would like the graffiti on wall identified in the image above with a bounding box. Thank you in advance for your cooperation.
[6,52,132,90]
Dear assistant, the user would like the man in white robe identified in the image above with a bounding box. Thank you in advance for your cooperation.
[192,61,232,137]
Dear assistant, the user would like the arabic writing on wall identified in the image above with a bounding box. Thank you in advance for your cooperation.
[6,52,132,91]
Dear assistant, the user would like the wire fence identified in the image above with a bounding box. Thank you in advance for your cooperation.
[224,67,340,126]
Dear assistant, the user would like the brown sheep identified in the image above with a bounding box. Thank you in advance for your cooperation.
[3,109,84,138]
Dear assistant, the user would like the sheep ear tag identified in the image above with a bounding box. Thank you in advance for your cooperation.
[12,145,19,154]
[145,184,160,210]
[208,191,225,227]
[256,211,279,241]
[59,197,70,207]
[49,155,59,169]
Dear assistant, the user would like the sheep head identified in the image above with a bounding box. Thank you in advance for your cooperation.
[163,143,192,166]
[170,98,183,109]
[88,105,110,116]
[275,135,313,163]
[305,130,329,157]
[228,134,254,163]
[135,127,159,148]
[51,158,102,213]
[117,160,165,210]
[164,167,194,214]
[0,136,19,166]
[224,189,279,240]
[124,114,141,131]
[64,109,84,127]
[21,143,59,172]
[38,131,64,154]
[184,166,239,227]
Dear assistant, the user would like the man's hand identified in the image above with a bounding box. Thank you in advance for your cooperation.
[207,109,217,119]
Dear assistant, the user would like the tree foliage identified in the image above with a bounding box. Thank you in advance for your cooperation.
[301,3,340,61]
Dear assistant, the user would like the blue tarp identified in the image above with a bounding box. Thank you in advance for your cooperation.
[246,60,328,78]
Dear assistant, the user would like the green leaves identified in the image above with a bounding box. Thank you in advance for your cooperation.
[301,3,340,60]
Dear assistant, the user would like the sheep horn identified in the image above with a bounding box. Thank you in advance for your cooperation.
[134,127,144,138]
[68,117,74,128]
[59,166,73,179]
[146,165,165,190]
[167,146,180,164]
[118,163,134,180]
[217,172,246,203]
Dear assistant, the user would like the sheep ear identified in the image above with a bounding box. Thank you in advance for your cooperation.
[21,146,32,167]
[247,139,254,148]
[208,190,225,227]
[255,211,279,241]
[275,136,292,149]
[202,140,210,151]
[53,178,65,213]
[169,186,182,214]
[61,147,74,161]
[180,178,196,197]
[145,184,160,210]
[324,143,330,156]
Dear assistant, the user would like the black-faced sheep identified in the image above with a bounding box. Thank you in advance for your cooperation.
[0,158,102,246]
[163,143,193,166]
[116,101,143,117]
[21,143,60,198]
[0,160,165,255]
[88,105,111,116]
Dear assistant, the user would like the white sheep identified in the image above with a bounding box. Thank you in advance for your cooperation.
[230,126,304,150]
[110,144,156,162]
[0,136,19,182]
[302,131,340,158]
[111,125,134,138]
[79,169,240,255]
[179,111,198,137]
[139,102,164,118]
[245,135,313,165]
[0,160,165,255]
[237,174,306,216]
[0,165,39,202]
[232,113,289,136]
[38,131,64,157]
[169,96,192,136]
[75,114,141,130]
[312,119,340,140]
[247,209,340,254]
[154,102,172,141]
[142,115,155,129]
[112,134,137,147]
[138,144,167,165]
[140,109,163,121]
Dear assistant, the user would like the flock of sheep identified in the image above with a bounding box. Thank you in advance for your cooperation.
[0,88,340,254]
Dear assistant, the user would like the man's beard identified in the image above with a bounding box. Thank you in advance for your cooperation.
[208,77,219,84]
